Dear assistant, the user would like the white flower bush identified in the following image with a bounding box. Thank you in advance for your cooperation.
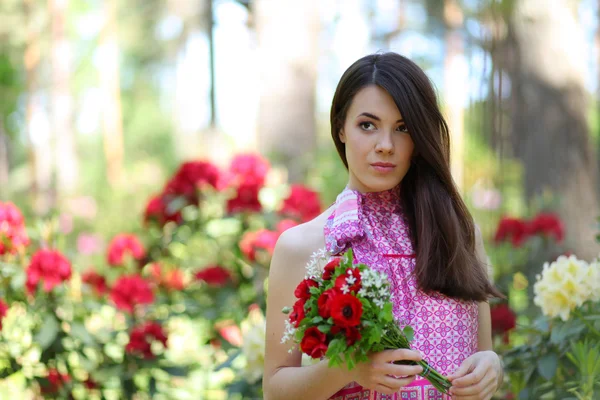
[533,255,600,321]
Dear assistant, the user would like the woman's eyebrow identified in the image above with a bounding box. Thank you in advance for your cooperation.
[357,112,404,123]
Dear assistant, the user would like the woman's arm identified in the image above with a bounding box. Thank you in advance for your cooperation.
[262,227,353,400]
[447,225,503,399]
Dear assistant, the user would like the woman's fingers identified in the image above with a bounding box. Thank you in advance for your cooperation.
[374,375,417,395]
[384,363,423,377]
[381,349,422,363]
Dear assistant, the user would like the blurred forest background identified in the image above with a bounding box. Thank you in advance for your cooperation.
[1,0,600,398]
[1,0,599,254]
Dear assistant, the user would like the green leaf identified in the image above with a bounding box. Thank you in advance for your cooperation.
[402,325,414,343]
[70,323,95,346]
[162,366,189,377]
[318,324,331,333]
[311,316,324,324]
[34,314,59,350]
[537,352,558,380]
[215,349,241,372]
[550,321,585,345]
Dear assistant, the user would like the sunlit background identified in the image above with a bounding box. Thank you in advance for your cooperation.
[1,0,600,398]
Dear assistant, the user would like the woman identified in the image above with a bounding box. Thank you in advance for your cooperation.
[263,52,503,400]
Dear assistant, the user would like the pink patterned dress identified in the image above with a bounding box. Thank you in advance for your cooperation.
[323,185,479,400]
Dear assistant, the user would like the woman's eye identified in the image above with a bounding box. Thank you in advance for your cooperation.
[359,122,376,131]
[397,124,408,133]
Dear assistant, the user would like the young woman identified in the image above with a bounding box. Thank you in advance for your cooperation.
[263,52,503,400]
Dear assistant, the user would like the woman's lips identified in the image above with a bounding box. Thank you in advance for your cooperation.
[370,163,396,173]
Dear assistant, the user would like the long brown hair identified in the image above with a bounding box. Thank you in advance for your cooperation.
[330,52,501,301]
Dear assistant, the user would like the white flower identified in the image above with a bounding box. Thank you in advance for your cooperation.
[305,247,330,278]
[533,255,594,321]
[341,284,350,294]
[281,319,297,344]
[241,308,267,384]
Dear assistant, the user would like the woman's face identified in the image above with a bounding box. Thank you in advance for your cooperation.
[340,85,415,193]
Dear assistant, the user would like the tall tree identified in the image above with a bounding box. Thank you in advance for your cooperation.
[443,0,466,192]
[497,0,599,259]
[49,0,78,195]
[252,0,320,183]
[99,0,124,186]
[25,0,55,213]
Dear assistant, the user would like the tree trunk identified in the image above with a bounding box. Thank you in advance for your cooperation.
[503,0,599,259]
[443,0,465,192]
[25,0,54,214]
[100,0,124,186]
[49,0,78,196]
[253,0,320,183]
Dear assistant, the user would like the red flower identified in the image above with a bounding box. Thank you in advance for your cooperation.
[26,250,72,294]
[300,326,328,358]
[164,161,221,203]
[217,323,243,347]
[0,299,8,331]
[195,265,231,286]
[279,185,322,222]
[227,183,262,213]
[126,321,168,359]
[331,325,362,346]
[239,229,278,262]
[82,269,108,296]
[494,217,530,247]
[143,195,182,226]
[317,288,340,319]
[322,258,341,280]
[334,268,361,293]
[42,368,70,394]
[294,279,318,300]
[276,219,298,234]
[0,202,30,255]
[330,293,363,328]
[529,213,564,243]
[84,378,98,390]
[110,274,154,313]
[107,234,146,267]
[491,303,517,344]
[290,298,307,327]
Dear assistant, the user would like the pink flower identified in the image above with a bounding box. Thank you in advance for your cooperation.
[77,233,104,255]
[26,250,72,294]
[239,229,278,262]
[0,202,29,255]
[107,234,146,267]
[226,154,270,214]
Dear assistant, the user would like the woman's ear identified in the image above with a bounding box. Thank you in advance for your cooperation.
[339,129,346,144]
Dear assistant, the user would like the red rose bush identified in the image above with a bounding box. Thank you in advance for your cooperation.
[281,248,451,394]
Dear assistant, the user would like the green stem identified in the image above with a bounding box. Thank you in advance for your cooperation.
[573,308,600,338]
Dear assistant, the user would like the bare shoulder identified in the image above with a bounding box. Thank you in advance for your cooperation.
[274,206,334,260]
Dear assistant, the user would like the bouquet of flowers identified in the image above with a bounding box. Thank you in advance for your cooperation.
[281,248,451,394]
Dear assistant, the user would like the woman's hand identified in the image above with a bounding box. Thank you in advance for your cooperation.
[349,349,423,396]
[447,351,502,400]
